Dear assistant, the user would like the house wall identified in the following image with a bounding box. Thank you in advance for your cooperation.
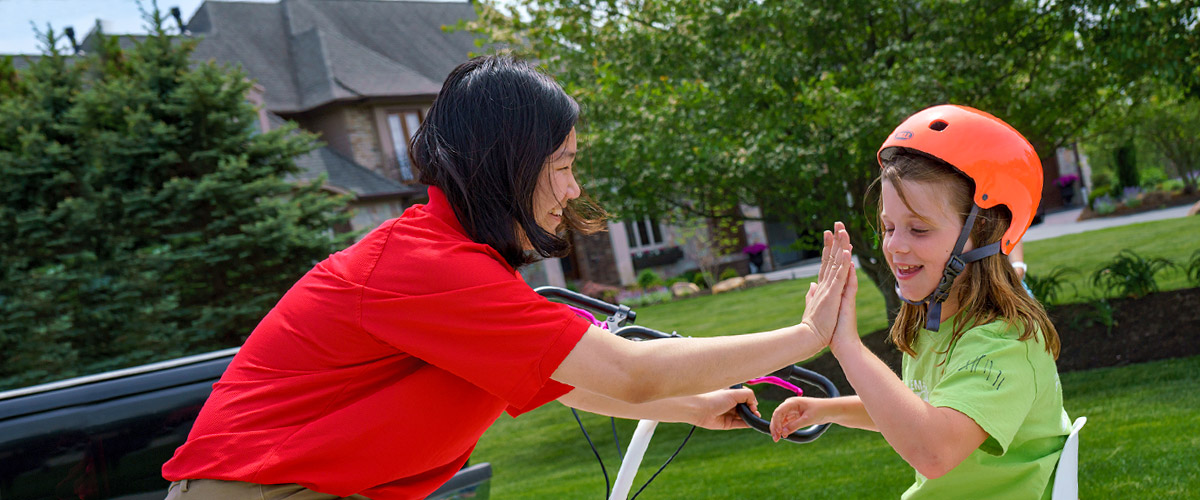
[520,258,567,289]
[1040,149,1065,210]
[573,231,621,286]
[344,105,387,179]
[293,106,391,182]
[348,197,409,234]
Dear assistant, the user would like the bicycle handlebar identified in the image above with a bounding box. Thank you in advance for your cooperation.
[535,285,837,443]
[734,364,839,443]
[535,286,637,324]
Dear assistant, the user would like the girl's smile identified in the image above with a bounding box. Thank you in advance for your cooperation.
[880,179,974,303]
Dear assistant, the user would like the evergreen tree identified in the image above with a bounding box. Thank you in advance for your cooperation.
[0,10,353,390]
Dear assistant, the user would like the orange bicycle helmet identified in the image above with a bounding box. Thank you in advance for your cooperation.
[878,104,1042,255]
[877,104,1043,330]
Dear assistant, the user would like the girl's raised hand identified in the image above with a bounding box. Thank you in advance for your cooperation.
[829,255,861,355]
[801,221,853,346]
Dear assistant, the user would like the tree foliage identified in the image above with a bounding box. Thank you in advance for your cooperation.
[466,0,1197,319]
[0,10,353,390]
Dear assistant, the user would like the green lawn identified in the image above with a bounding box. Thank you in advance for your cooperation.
[471,215,1200,498]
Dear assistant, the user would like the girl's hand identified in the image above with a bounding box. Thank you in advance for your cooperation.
[802,222,853,346]
[770,396,833,441]
[689,388,758,430]
[829,256,862,356]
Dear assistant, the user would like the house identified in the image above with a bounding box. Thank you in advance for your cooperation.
[1,0,799,291]
[182,0,476,231]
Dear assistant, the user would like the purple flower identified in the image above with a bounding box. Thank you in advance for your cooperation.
[742,243,767,255]
[1055,174,1079,188]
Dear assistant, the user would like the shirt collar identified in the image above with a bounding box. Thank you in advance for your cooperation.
[424,185,469,238]
[423,185,520,275]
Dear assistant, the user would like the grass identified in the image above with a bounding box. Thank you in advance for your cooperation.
[473,355,1200,498]
[471,215,1200,498]
[1023,216,1200,303]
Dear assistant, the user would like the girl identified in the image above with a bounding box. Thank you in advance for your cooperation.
[162,55,855,500]
[771,105,1072,499]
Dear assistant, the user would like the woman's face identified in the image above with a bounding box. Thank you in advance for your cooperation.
[527,128,582,248]
[880,179,973,302]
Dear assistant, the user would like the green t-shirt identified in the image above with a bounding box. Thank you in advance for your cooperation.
[900,316,1071,500]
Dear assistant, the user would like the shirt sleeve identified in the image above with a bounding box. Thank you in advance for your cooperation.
[360,278,591,410]
[505,379,575,417]
[927,330,1038,456]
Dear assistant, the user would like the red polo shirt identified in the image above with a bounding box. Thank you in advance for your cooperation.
[163,186,590,499]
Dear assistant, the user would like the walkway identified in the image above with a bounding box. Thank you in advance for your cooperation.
[763,204,1195,281]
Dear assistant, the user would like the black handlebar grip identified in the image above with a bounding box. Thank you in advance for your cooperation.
[734,364,840,443]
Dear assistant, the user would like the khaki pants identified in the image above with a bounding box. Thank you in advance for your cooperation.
[165,479,371,500]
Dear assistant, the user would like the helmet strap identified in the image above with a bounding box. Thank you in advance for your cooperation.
[893,204,1003,331]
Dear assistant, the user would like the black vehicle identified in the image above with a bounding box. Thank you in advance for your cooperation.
[0,348,490,500]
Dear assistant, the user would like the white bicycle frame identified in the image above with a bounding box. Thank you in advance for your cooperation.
[533,286,836,499]
[609,419,659,500]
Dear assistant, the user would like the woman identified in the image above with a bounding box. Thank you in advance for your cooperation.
[162,55,853,500]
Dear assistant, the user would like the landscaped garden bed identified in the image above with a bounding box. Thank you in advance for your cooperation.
[803,287,1200,396]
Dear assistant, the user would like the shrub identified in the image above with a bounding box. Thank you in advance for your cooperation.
[620,289,673,308]
[1087,185,1113,210]
[636,269,664,290]
[0,22,352,390]
[687,270,713,289]
[719,267,740,281]
[1093,195,1118,215]
[1188,250,1200,287]
[1161,179,1186,193]
[1091,170,1114,191]
[1139,166,1168,189]
[1025,266,1076,306]
[1115,145,1140,191]
[1091,250,1177,299]
[1069,298,1117,336]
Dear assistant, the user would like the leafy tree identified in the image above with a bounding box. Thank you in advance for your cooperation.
[673,215,742,289]
[467,0,1191,320]
[0,10,353,390]
[1131,90,1200,194]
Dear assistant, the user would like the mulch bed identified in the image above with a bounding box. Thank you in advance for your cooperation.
[798,287,1200,396]
[1076,191,1200,221]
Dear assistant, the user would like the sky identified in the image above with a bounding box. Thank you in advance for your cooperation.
[0,0,464,55]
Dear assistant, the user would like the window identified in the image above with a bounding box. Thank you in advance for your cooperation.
[624,217,665,250]
[386,110,423,182]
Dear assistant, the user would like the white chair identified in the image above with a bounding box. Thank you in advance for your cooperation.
[1051,416,1088,500]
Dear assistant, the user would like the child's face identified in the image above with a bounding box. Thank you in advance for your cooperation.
[880,179,973,302]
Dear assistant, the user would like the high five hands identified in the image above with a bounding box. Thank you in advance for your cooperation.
[773,222,860,441]
[800,221,855,347]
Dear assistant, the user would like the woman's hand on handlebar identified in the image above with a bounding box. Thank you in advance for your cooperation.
[801,221,854,346]
[688,387,759,431]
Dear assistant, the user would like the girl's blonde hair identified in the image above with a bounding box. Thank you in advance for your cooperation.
[878,151,1060,359]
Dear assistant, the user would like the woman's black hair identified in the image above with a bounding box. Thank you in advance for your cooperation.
[411,54,604,268]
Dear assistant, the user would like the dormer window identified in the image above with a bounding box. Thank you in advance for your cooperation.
[385,109,423,182]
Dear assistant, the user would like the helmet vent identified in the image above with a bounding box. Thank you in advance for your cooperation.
[929,120,949,131]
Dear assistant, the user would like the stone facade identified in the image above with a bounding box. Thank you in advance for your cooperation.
[573,231,621,286]
[345,105,388,180]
